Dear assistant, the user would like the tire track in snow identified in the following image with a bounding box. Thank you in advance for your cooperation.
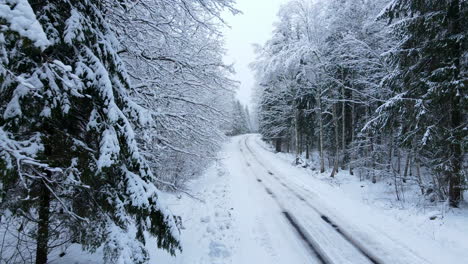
[242,136,383,264]
[282,211,331,264]
[239,139,329,264]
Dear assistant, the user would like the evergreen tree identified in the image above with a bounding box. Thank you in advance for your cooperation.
[252,0,465,203]
[244,105,253,132]
[380,0,467,207]
[0,0,179,263]
[228,100,251,136]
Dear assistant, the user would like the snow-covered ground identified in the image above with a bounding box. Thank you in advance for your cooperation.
[262,138,468,263]
[244,134,468,264]
[151,135,312,264]
[61,134,468,263]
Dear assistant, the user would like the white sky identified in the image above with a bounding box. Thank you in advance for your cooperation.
[223,0,289,108]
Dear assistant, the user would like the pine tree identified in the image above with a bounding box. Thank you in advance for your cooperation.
[244,105,253,132]
[228,100,251,136]
[252,0,465,205]
[381,0,467,207]
[0,0,179,263]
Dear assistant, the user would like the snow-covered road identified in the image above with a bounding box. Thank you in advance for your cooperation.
[150,134,466,264]
[234,134,432,264]
[238,136,377,264]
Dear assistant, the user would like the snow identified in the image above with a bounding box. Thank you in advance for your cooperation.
[148,139,312,264]
[103,222,148,264]
[52,60,73,72]
[54,134,468,263]
[0,128,44,165]
[0,0,50,49]
[97,128,120,170]
[40,106,51,117]
[64,9,84,44]
[83,47,120,123]
[249,134,468,264]
[2,78,33,119]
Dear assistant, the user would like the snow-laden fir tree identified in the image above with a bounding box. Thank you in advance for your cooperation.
[252,0,466,206]
[0,0,179,263]
[227,100,251,136]
[378,0,467,207]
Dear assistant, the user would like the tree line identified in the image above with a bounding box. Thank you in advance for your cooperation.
[252,0,466,207]
[227,99,253,136]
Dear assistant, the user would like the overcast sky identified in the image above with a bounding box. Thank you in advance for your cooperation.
[223,0,289,108]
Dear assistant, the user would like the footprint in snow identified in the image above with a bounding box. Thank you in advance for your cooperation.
[209,241,231,258]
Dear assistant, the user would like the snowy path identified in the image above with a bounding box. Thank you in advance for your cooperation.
[238,137,377,264]
[226,138,313,264]
[150,134,466,264]
[237,134,434,264]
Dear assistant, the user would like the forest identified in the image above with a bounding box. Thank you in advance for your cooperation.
[252,0,466,208]
[0,0,248,263]
[0,0,466,263]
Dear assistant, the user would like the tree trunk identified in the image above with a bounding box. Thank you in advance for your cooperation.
[393,165,401,201]
[403,152,411,183]
[371,135,376,184]
[409,159,413,177]
[388,128,394,173]
[349,93,355,176]
[299,132,303,156]
[330,104,340,178]
[295,110,300,159]
[364,105,369,178]
[365,106,376,183]
[275,138,282,152]
[447,0,463,208]
[415,156,424,195]
[317,91,325,173]
[397,148,401,175]
[448,90,462,207]
[36,178,51,264]
[341,85,346,170]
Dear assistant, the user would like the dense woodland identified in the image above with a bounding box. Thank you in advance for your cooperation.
[253,0,466,207]
[0,0,466,263]
[227,99,253,136]
[0,0,246,263]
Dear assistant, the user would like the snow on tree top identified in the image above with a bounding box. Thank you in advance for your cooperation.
[0,0,50,50]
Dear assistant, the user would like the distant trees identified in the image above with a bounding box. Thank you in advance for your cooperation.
[227,99,252,136]
[0,0,236,263]
[252,0,466,207]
